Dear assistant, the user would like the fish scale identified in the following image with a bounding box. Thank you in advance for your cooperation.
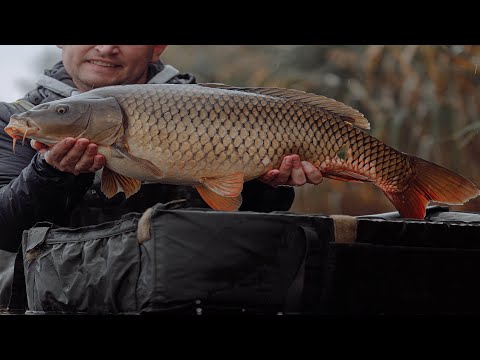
[5,83,479,218]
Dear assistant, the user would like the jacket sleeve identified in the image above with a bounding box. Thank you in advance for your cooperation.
[0,153,94,252]
[0,104,94,252]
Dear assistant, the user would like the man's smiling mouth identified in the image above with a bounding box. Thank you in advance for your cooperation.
[89,60,119,68]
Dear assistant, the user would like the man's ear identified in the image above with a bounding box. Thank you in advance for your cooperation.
[151,45,167,62]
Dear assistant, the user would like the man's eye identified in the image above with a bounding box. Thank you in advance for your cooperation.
[55,105,69,114]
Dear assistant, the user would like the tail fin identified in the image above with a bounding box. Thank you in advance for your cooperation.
[382,156,480,219]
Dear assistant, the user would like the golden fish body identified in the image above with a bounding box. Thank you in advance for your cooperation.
[102,84,279,184]
[99,84,402,186]
[6,83,479,218]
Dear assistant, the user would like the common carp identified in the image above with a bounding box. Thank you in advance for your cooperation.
[5,83,480,218]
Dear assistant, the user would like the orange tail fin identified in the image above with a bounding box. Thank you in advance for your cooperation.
[382,156,480,219]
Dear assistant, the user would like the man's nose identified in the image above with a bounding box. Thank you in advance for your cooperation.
[94,45,120,55]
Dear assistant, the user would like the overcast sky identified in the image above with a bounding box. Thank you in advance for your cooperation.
[0,45,61,102]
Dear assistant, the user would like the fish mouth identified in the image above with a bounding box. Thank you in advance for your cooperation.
[4,123,39,152]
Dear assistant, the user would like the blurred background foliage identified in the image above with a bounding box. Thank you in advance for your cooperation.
[29,45,480,215]
[163,45,480,215]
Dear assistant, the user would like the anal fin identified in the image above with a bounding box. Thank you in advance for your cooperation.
[101,166,142,198]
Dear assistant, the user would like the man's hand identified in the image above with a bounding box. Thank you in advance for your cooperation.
[258,154,323,187]
[31,137,105,175]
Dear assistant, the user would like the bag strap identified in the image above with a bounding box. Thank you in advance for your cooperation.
[7,224,53,313]
[6,245,27,313]
[137,200,187,243]
[284,225,315,314]
[331,215,357,244]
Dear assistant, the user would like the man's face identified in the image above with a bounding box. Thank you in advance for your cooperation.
[58,45,167,92]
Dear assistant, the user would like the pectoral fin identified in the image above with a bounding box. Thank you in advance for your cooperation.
[199,172,244,197]
[196,184,243,211]
[101,167,142,198]
[112,144,163,179]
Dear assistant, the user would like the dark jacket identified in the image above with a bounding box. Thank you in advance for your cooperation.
[0,60,294,252]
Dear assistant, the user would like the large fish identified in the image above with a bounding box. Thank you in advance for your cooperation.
[5,83,479,218]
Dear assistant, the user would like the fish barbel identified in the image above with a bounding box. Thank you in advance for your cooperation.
[5,83,479,218]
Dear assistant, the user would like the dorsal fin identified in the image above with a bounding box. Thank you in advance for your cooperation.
[198,83,370,130]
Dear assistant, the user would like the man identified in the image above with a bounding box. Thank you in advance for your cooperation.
[0,45,323,307]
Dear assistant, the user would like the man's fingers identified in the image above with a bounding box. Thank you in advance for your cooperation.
[44,137,77,164]
[90,154,106,172]
[258,169,280,184]
[59,138,90,168]
[302,161,323,185]
[274,155,294,184]
[73,143,98,173]
[288,155,306,186]
[261,156,324,188]
[42,138,103,174]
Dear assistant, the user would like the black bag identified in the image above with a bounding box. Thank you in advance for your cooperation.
[20,202,330,314]
[15,203,480,315]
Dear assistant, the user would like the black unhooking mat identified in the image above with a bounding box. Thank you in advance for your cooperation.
[320,207,480,315]
[8,204,480,315]
[18,202,330,315]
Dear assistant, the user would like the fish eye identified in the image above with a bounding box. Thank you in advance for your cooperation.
[55,105,69,114]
